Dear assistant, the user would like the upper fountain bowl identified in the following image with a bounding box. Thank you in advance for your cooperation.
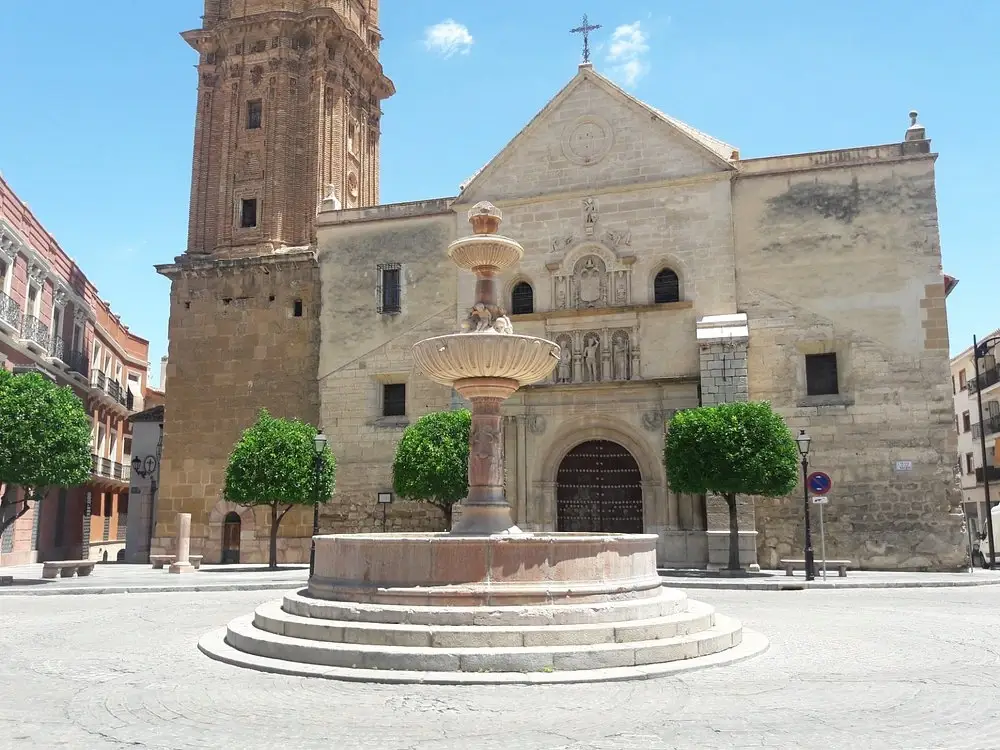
[447,201,524,272]
[412,333,560,391]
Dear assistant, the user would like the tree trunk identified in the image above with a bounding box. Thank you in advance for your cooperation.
[269,503,279,570]
[443,503,453,531]
[726,493,741,571]
[0,491,30,537]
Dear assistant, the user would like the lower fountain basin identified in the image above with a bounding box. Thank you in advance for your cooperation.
[411,333,560,389]
[308,532,662,606]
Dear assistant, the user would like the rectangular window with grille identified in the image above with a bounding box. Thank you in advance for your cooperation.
[247,100,262,129]
[240,198,258,228]
[376,263,401,314]
[382,383,406,417]
[805,353,839,396]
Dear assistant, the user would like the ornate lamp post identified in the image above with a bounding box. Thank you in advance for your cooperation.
[972,334,1000,568]
[309,429,327,578]
[131,454,159,563]
[796,430,816,581]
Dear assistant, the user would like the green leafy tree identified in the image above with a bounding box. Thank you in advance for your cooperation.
[665,401,798,571]
[0,370,92,537]
[392,410,470,529]
[223,409,336,569]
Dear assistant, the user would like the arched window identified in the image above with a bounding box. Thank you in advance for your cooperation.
[511,282,534,315]
[654,269,680,304]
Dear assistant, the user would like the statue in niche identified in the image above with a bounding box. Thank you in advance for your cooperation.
[557,284,567,309]
[557,339,572,383]
[583,335,601,382]
[578,257,602,307]
[615,273,627,304]
[613,332,629,380]
[583,197,598,235]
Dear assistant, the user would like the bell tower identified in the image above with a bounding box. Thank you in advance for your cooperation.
[183,0,393,258]
[152,0,393,564]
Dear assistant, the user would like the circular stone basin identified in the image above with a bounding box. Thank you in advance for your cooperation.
[447,234,524,272]
[411,333,560,388]
[308,533,662,607]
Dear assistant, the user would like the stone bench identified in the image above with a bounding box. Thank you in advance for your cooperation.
[150,555,175,569]
[151,554,203,570]
[781,558,851,578]
[41,560,96,579]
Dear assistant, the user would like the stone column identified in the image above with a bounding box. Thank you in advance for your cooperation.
[168,512,195,574]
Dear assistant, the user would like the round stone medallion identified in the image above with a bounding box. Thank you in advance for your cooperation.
[562,115,613,166]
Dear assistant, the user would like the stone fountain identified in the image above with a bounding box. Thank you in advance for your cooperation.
[199,202,766,683]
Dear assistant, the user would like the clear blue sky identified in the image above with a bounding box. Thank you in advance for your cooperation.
[1,1,997,381]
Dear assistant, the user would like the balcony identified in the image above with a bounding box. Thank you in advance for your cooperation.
[48,334,65,364]
[66,349,89,380]
[90,369,134,412]
[969,366,1000,394]
[971,414,1000,440]
[91,453,131,486]
[20,315,51,354]
[975,465,1000,484]
[0,290,22,334]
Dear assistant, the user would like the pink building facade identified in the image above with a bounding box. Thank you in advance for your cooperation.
[0,175,149,565]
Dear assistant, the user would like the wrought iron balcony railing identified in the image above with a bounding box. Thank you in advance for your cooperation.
[975,465,1000,484]
[49,334,65,362]
[91,453,130,483]
[20,315,51,351]
[92,369,107,391]
[970,366,1000,394]
[66,349,89,379]
[972,414,1000,440]
[0,291,21,331]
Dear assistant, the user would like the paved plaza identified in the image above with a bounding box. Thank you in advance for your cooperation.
[1,585,999,749]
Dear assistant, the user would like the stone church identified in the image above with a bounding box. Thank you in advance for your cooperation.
[153,0,966,570]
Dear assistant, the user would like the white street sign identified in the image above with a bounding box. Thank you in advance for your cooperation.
[811,496,829,505]
[895,460,913,472]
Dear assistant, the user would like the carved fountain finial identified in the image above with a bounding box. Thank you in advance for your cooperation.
[468,201,502,235]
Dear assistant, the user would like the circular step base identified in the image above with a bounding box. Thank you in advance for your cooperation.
[199,624,768,685]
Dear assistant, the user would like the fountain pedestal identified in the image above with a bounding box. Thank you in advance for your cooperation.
[199,201,765,683]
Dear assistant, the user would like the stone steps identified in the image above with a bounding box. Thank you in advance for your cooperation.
[253,598,716,648]
[224,608,743,674]
[280,587,689,626]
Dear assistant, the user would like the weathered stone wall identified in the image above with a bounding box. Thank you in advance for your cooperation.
[315,201,459,533]
[152,252,320,563]
[734,148,965,570]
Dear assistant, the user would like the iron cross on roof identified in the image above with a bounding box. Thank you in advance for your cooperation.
[570,14,601,64]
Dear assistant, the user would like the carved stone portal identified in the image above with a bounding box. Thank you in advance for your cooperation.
[551,329,638,385]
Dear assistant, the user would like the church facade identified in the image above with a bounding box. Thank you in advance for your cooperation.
[153,0,965,570]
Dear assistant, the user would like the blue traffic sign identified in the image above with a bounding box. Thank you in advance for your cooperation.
[807,471,832,495]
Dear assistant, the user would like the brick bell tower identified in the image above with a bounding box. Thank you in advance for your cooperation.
[151,0,393,564]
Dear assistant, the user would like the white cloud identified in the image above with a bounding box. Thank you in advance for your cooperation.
[605,22,650,86]
[423,20,474,59]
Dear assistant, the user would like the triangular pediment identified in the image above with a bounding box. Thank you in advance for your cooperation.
[458,65,738,204]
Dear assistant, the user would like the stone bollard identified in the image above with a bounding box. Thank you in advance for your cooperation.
[168,512,195,574]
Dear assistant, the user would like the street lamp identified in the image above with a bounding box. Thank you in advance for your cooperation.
[796,429,816,581]
[131,453,160,563]
[309,429,327,578]
[972,334,1000,568]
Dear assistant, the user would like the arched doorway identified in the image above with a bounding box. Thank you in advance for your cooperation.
[221,511,241,564]
[557,440,643,533]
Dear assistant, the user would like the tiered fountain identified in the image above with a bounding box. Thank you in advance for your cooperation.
[200,202,765,683]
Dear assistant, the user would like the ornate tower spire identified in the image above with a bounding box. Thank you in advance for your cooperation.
[182,0,394,258]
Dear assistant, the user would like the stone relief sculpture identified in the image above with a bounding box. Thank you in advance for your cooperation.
[612,331,630,381]
[603,228,631,249]
[551,234,574,253]
[465,302,513,334]
[576,256,605,308]
[470,424,502,485]
[582,197,598,235]
[583,334,601,382]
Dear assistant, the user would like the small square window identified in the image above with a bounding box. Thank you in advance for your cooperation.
[805,353,839,396]
[247,100,262,129]
[240,198,258,228]
[383,383,406,417]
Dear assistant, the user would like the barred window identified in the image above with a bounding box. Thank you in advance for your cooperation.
[376,263,401,314]
[654,268,680,303]
[383,383,406,417]
[511,282,534,315]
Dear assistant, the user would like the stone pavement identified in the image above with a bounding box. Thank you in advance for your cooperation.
[4,561,1000,596]
[0,562,306,595]
[2,586,999,749]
